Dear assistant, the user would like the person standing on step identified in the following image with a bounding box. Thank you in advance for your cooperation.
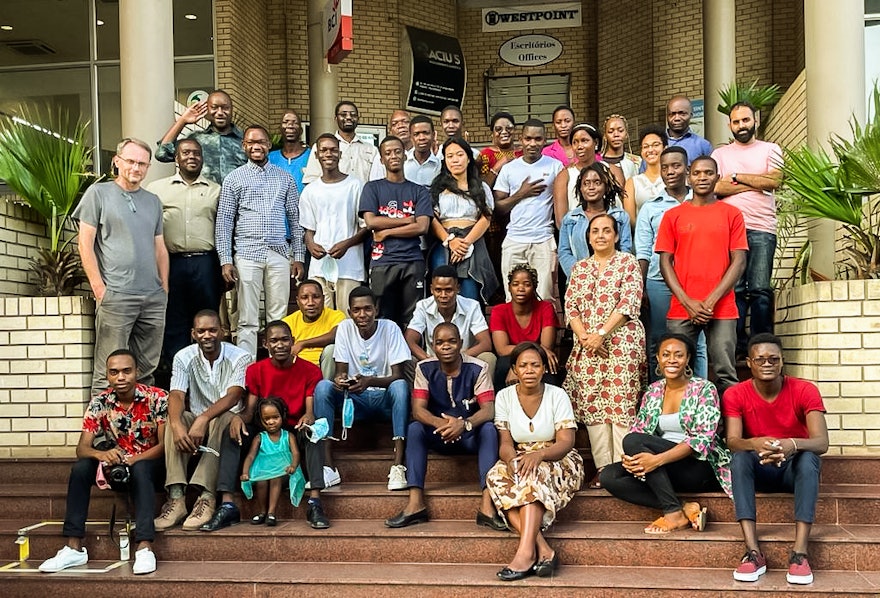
[206,320,332,531]
[153,310,252,532]
[39,350,167,575]
[385,323,505,531]
[268,109,310,193]
[313,286,411,491]
[303,100,377,184]
[724,333,828,585]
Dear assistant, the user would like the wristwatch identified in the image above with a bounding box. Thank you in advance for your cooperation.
[731,172,739,184]
[464,419,473,432]
[598,328,607,337]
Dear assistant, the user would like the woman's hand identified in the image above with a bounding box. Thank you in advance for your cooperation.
[578,332,609,357]
[513,451,544,478]
[625,452,663,476]
[448,237,470,263]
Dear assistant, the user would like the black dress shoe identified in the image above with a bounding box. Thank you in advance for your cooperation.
[533,552,559,577]
[199,503,240,532]
[307,502,330,529]
[384,509,429,528]
[476,511,509,532]
[497,562,537,581]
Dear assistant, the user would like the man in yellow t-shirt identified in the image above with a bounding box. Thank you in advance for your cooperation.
[283,279,346,378]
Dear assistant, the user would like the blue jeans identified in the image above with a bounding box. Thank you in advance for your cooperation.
[645,278,708,382]
[313,379,410,439]
[731,450,821,523]
[428,242,479,301]
[736,230,777,347]
[405,420,498,489]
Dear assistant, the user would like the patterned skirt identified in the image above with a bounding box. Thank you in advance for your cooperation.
[486,441,585,529]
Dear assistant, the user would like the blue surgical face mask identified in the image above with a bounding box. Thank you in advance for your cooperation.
[341,394,355,440]
[304,417,330,443]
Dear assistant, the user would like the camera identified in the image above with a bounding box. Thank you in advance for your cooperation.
[94,439,130,487]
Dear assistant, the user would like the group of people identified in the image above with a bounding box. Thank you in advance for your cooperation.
[38,90,829,585]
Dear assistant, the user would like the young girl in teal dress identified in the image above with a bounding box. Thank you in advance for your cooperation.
[241,397,301,526]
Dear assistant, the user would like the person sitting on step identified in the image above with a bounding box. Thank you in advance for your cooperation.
[724,333,829,585]
[385,322,505,531]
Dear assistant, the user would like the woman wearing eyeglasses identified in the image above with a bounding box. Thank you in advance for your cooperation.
[599,332,732,534]
[623,125,668,226]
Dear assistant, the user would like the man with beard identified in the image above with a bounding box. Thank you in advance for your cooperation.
[268,109,310,193]
[147,139,223,369]
[303,100,377,184]
[156,90,246,185]
[370,109,413,180]
[712,102,783,355]
[215,125,304,359]
[154,310,252,532]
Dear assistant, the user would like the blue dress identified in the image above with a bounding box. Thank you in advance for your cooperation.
[241,430,306,506]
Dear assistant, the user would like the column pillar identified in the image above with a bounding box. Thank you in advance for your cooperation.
[703,0,736,148]
[805,0,866,277]
[118,0,175,182]
[308,0,338,138]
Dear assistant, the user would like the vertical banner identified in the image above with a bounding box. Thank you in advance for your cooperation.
[402,26,466,116]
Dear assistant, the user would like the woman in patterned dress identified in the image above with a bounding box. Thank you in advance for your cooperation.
[563,213,645,489]
[486,342,584,581]
[599,333,732,534]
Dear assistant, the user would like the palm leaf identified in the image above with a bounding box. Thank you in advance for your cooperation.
[717,80,782,115]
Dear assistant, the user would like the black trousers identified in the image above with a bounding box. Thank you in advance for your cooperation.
[62,457,163,543]
[599,432,720,513]
[370,260,426,330]
[163,252,224,363]
[217,423,326,494]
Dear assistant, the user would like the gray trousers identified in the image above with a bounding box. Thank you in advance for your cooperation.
[665,317,737,398]
[92,288,167,395]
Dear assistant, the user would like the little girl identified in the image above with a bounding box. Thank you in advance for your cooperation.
[240,397,300,526]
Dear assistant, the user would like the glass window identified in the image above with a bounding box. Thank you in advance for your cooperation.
[486,74,571,125]
[174,0,214,57]
[96,1,120,61]
[174,60,215,106]
[0,0,91,67]
[0,67,92,123]
[97,65,121,177]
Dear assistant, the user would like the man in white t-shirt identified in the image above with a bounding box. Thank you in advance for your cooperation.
[313,286,411,490]
[712,101,783,355]
[301,133,368,310]
[493,119,565,302]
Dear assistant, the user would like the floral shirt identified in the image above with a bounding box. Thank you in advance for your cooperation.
[630,377,732,498]
[82,384,168,456]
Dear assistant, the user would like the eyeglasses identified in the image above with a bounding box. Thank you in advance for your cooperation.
[117,157,150,169]
[750,356,781,365]
[121,192,136,213]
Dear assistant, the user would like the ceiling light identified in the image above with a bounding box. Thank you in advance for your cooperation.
[184,14,197,20]
[0,25,13,31]
[96,20,104,26]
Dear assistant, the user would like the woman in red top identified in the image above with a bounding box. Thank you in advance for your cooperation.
[490,263,560,390]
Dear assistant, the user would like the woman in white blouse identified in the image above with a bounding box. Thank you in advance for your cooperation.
[486,342,585,581]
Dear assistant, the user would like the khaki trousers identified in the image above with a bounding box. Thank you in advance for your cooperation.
[586,422,629,470]
[164,410,236,492]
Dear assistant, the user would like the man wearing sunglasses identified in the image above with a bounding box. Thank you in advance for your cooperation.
[723,332,829,586]
[74,138,169,396]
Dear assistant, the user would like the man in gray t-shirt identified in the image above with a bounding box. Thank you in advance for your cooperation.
[73,138,169,395]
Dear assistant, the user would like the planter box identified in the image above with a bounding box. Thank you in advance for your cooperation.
[0,296,95,457]
[775,280,880,455]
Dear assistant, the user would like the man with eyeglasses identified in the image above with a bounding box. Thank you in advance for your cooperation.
[74,138,169,396]
[303,100,378,184]
[723,332,828,585]
[215,125,305,359]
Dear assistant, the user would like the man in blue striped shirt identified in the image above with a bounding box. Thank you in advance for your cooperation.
[215,124,305,358]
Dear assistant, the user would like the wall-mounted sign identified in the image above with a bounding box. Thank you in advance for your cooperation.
[482,2,582,33]
[401,26,466,116]
[323,0,352,64]
[186,90,209,105]
[499,35,563,67]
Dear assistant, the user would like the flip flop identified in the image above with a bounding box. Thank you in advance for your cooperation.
[683,502,708,532]
[644,515,691,535]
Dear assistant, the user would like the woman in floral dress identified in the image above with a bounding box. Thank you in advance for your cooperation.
[563,213,645,488]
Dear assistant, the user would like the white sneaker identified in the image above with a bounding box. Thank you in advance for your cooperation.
[38,546,88,572]
[305,466,342,489]
[387,464,407,490]
[132,547,157,575]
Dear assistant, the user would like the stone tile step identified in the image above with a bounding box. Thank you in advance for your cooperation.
[3,454,879,486]
[1,562,878,596]
[3,519,880,572]
[2,481,880,526]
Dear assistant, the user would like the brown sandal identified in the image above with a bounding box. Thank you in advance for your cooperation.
[587,468,604,489]
[683,502,708,531]
[644,515,691,535]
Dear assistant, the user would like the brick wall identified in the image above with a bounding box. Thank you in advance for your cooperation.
[0,196,47,297]
[215,0,270,128]
[776,281,880,455]
[0,296,95,457]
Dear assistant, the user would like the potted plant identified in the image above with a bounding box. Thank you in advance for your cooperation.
[0,103,94,295]
[717,79,782,116]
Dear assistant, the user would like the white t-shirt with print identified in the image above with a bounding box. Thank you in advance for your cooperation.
[333,319,410,389]
[494,155,563,243]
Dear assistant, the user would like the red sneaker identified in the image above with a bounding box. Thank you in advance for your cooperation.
[787,551,814,584]
[733,549,767,582]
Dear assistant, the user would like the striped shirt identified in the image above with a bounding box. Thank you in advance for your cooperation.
[215,160,304,265]
[170,342,253,415]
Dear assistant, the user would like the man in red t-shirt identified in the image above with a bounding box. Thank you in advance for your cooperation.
[723,333,829,586]
[205,320,332,531]
[655,155,747,397]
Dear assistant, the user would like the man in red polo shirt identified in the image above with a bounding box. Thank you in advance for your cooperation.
[205,320,331,531]
[655,155,747,397]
